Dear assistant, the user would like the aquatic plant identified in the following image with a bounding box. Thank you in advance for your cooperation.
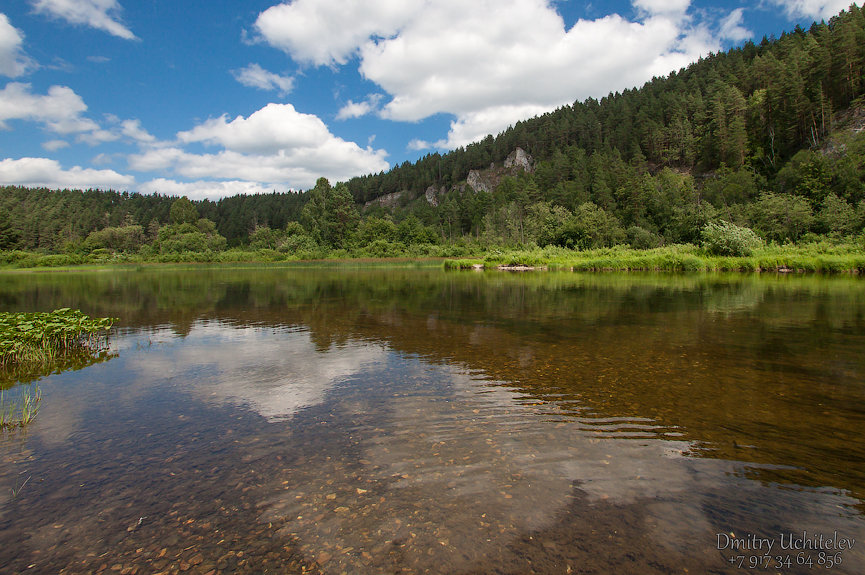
[10,475,30,500]
[0,384,41,429]
[0,308,116,384]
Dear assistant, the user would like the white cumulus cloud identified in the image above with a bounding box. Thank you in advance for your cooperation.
[0,14,35,77]
[0,82,100,134]
[0,157,134,189]
[359,2,714,123]
[120,118,156,144]
[633,0,691,17]
[767,0,853,20]
[254,0,421,66]
[336,94,383,120]
[177,103,333,154]
[435,104,550,150]
[138,178,277,201]
[719,8,752,42]
[128,103,389,190]
[255,0,729,149]
[407,139,431,151]
[232,63,294,95]
[77,127,119,146]
[130,146,386,191]
[31,0,136,40]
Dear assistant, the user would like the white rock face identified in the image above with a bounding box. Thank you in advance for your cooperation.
[466,170,493,193]
[425,185,443,207]
[504,147,533,172]
[364,190,404,209]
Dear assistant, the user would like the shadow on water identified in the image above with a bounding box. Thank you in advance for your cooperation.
[0,267,863,573]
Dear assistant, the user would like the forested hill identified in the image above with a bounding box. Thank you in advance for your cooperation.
[1,5,864,255]
[348,5,865,204]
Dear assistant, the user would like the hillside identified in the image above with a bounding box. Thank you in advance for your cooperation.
[1,5,864,256]
[348,6,865,204]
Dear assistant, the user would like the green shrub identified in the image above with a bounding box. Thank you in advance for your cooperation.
[26,254,84,267]
[702,221,763,256]
[750,192,814,242]
[404,243,440,257]
[817,193,857,236]
[545,202,626,249]
[359,239,408,258]
[153,220,227,254]
[248,226,284,250]
[278,234,319,254]
[626,226,663,249]
[83,225,146,253]
[396,215,439,245]
[355,217,398,246]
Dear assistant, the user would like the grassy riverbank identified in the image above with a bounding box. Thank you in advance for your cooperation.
[444,242,865,273]
[0,243,474,269]
[2,240,864,273]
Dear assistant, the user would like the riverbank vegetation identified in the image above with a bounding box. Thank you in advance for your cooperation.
[0,309,116,385]
[444,241,865,273]
[1,7,864,271]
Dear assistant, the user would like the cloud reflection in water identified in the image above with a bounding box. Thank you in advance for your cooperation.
[128,321,388,422]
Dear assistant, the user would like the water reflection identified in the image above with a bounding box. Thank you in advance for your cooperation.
[249,353,863,573]
[0,268,863,573]
[127,323,388,422]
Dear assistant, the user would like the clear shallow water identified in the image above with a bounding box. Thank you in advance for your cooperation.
[0,268,864,574]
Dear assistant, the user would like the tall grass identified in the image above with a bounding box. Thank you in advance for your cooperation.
[443,259,485,270]
[443,243,865,273]
[0,384,41,429]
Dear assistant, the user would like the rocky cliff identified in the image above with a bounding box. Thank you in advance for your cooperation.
[462,147,534,196]
[364,190,407,209]
[372,148,534,208]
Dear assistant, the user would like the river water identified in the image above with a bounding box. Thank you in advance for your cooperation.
[0,267,863,574]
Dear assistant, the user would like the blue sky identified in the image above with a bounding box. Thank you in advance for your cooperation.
[0,0,856,200]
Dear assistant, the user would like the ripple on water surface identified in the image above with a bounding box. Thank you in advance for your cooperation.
[0,269,863,574]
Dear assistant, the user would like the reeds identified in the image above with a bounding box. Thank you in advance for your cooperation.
[11,475,31,500]
[443,259,484,270]
[0,384,41,429]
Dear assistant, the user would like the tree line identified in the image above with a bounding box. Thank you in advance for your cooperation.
[1,5,864,258]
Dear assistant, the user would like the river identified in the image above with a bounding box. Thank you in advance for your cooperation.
[1,267,863,574]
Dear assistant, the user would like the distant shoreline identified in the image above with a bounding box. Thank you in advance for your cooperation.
[2,243,864,274]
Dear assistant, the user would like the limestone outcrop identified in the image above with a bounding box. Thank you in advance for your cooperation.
[464,147,534,194]
[504,147,533,173]
[466,170,493,194]
[364,190,405,209]
[421,147,538,204]
[425,185,446,207]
